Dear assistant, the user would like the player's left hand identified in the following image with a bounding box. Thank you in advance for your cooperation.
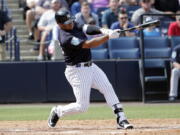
[109,29,120,39]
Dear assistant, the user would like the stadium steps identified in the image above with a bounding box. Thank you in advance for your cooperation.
[6,0,39,61]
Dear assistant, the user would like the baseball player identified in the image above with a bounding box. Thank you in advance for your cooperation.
[169,44,180,101]
[48,9,133,129]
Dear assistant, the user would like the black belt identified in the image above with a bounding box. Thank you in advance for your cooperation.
[67,61,92,67]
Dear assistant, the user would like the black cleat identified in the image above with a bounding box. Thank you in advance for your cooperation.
[169,96,177,102]
[117,119,133,129]
[48,106,59,128]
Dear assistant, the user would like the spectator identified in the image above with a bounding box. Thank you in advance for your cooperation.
[169,44,180,102]
[110,8,136,36]
[101,0,120,28]
[143,17,161,36]
[131,0,163,25]
[87,0,109,12]
[119,0,139,6]
[168,12,180,36]
[153,0,180,13]
[71,0,94,16]
[37,0,63,60]
[75,1,99,26]
[26,0,50,41]
[0,9,12,60]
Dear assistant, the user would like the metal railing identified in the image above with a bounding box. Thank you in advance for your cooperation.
[5,27,20,61]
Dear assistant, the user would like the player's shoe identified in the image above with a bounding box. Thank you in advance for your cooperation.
[117,118,133,129]
[48,106,59,128]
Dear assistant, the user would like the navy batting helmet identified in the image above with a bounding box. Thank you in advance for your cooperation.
[55,9,74,24]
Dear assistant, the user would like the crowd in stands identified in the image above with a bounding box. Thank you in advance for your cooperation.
[16,0,180,60]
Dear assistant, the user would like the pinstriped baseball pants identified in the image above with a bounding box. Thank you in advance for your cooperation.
[169,68,180,97]
[58,63,122,117]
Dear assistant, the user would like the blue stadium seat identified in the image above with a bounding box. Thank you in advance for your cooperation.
[108,37,140,59]
[110,49,139,59]
[144,37,171,58]
[144,59,168,82]
[170,36,180,47]
[91,49,108,60]
[141,37,171,102]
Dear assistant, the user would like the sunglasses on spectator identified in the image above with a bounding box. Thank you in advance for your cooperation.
[120,17,128,20]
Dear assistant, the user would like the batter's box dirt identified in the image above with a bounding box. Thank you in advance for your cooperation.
[0,119,180,135]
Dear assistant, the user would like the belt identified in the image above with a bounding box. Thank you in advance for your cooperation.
[67,61,92,67]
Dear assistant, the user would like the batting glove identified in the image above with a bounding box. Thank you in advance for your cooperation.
[108,29,120,39]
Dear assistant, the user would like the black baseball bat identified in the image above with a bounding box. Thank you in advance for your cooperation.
[119,20,160,32]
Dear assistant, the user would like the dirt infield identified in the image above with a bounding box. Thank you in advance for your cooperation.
[0,119,180,135]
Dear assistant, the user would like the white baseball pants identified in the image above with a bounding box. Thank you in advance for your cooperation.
[169,68,180,97]
[57,63,122,117]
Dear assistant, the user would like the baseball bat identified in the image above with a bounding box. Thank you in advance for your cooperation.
[119,20,160,33]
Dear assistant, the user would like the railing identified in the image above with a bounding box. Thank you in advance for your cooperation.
[5,27,20,61]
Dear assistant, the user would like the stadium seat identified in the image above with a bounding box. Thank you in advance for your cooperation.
[110,49,139,59]
[91,49,108,60]
[140,58,170,102]
[144,59,168,82]
[108,37,140,59]
[143,37,171,58]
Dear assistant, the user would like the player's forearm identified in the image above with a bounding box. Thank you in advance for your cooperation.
[82,35,109,48]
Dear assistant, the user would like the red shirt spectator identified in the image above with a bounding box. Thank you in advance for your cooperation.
[168,22,180,36]
[168,14,180,36]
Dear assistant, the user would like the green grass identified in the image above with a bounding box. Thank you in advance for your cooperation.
[0,103,179,121]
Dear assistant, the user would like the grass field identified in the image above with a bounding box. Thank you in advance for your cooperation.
[0,103,180,121]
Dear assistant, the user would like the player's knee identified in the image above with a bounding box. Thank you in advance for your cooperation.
[77,103,89,113]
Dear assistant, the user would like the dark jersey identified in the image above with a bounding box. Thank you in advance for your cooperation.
[172,44,180,63]
[0,10,11,43]
[58,22,91,65]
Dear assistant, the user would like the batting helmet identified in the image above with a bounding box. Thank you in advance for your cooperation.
[55,9,75,24]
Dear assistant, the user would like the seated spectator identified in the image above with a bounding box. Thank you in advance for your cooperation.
[75,1,99,26]
[87,0,109,12]
[37,0,64,60]
[0,9,12,60]
[169,44,180,102]
[101,0,120,28]
[131,0,165,25]
[168,12,180,36]
[119,0,139,6]
[25,0,51,52]
[71,0,94,16]
[143,17,161,37]
[110,8,136,36]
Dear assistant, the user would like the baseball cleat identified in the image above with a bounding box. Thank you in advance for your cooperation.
[48,106,59,128]
[117,119,133,129]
